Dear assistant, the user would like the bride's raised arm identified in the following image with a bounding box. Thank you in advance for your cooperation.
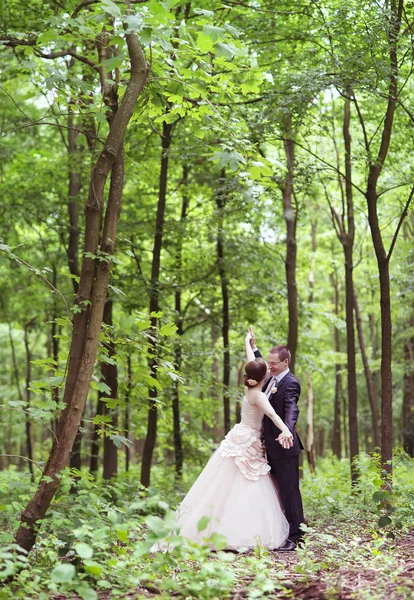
[245,328,255,362]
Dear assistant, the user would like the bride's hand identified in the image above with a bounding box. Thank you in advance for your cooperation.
[246,326,256,348]
[277,430,294,449]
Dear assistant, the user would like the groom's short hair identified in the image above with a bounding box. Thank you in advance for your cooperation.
[269,345,291,364]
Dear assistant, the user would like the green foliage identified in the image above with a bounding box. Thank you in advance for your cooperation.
[0,455,413,598]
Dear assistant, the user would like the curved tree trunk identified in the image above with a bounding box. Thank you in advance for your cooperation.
[15,28,148,553]
[141,120,173,488]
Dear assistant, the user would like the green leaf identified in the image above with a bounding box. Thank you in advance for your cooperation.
[160,322,178,336]
[90,381,111,395]
[124,14,142,33]
[100,0,121,18]
[83,560,102,577]
[38,30,59,44]
[92,414,112,425]
[145,515,170,538]
[109,434,132,449]
[196,32,214,53]
[372,490,386,503]
[74,542,94,560]
[197,516,210,532]
[78,587,98,600]
[115,527,129,542]
[202,25,225,42]
[51,563,76,583]
[215,42,248,58]
[378,515,392,527]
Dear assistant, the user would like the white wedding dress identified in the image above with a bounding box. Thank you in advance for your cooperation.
[177,397,289,550]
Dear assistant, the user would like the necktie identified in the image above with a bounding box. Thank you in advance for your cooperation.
[265,376,278,398]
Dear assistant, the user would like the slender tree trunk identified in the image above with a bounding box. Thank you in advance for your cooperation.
[282,121,298,371]
[23,322,35,482]
[90,396,105,475]
[353,287,380,448]
[211,323,222,441]
[369,313,381,407]
[67,102,83,472]
[363,1,403,479]
[15,29,148,553]
[402,331,414,457]
[306,372,316,474]
[141,120,173,488]
[102,298,118,480]
[171,165,189,479]
[8,323,32,475]
[236,362,243,424]
[216,169,231,434]
[331,271,342,458]
[305,217,316,472]
[125,353,132,472]
[51,265,60,433]
[342,94,359,481]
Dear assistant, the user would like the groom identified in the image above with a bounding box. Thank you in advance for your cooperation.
[250,330,305,551]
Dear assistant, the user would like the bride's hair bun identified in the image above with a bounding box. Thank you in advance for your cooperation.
[244,358,267,388]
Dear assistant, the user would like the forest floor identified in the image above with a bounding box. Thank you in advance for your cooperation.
[51,526,414,600]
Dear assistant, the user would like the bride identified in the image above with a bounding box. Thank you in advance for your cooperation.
[176,330,293,550]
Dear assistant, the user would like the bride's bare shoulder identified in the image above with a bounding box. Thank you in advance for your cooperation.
[246,390,265,406]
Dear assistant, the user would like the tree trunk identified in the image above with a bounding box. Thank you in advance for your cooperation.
[402,331,414,457]
[51,265,60,433]
[23,322,35,482]
[141,119,173,488]
[330,269,343,458]
[342,93,359,482]
[15,28,148,553]
[363,1,402,479]
[102,298,118,480]
[67,101,83,472]
[282,121,298,371]
[216,169,231,434]
[125,353,132,472]
[171,165,189,479]
[8,322,33,476]
[211,323,222,441]
[89,396,105,475]
[306,372,316,474]
[305,216,316,471]
[353,287,380,449]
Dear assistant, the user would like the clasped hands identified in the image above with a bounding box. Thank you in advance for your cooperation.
[277,431,294,449]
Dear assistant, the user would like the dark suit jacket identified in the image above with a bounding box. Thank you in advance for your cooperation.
[254,350,304,459]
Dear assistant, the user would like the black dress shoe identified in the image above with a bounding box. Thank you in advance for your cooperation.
[277,540,296,552]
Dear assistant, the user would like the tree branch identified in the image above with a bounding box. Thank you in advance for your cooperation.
[387,185,414,262]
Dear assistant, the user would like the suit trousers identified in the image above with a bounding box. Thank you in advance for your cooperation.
[268,454,304,543]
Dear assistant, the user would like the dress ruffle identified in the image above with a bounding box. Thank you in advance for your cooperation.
[218,423,271,481]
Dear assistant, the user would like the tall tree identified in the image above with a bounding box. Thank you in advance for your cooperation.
[216,169,231,434]
[15,15,149,552]
[141,119,174,488]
